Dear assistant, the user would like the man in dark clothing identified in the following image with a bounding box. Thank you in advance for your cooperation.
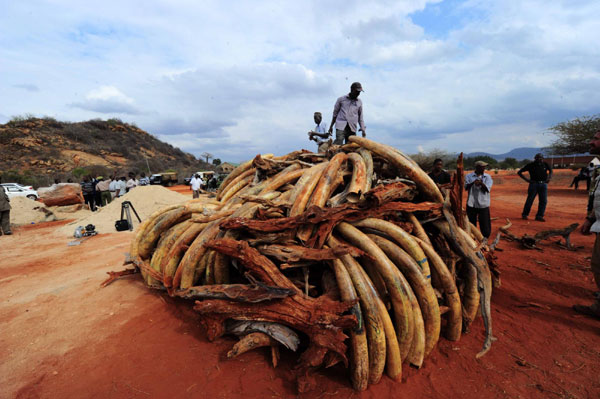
[569,165,591,190]
[518,153,552,221]
[81,176,96,212]
[0,179,12,235]
[428,158,451,185]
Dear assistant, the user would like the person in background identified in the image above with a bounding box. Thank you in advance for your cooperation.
[92,175,101,208]
[109,177,118,200]
[518,153,552,222]
[465,160,493,241]
[190,173,202,199]
[116,177,127,197]
[81,176,96,211]
[209,176,218,191]
[0,178,12,235]
[126,172,139,192]
[139,172,150,186]
[569,165,591,190]
[95,176,112,206]
[308,111,331,153]
[575,130,600,320]
[329,82,366,145]
[428,158,451,185]
[53,178,61,185]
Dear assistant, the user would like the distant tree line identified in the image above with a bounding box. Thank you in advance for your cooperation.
[411,149,531,172]
[549,114,600,155]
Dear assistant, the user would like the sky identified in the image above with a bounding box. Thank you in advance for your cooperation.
[1,0,599,162]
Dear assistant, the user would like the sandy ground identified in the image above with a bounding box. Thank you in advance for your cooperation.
[1,172,599,399]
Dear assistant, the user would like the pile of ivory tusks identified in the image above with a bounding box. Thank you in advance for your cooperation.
[126,136,494,392]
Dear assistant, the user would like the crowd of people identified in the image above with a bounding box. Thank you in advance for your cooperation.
[78,171,148,212]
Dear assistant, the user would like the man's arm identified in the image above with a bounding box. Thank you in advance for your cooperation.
[329,98,341,134]
[517,166,530,183]
[480,175,492,193]
[464,174,475,191]
[358,102,366,137]
[309,131,330,139]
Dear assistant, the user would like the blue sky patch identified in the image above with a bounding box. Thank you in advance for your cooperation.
[410,0,487,38]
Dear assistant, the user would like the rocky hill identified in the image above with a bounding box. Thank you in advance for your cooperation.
[0,117,212,186]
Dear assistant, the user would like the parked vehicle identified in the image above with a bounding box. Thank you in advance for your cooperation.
[149,172,178,186]
[1,183,34,191]
[1,183,38,200]
[184,171,215,185]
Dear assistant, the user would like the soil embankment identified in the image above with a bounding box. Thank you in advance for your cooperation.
[1,170,599,398]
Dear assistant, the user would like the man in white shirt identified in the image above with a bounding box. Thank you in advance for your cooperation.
[308,112,330,153]
[126,172,139,192]
[117,177,127,197]
[465,160,493,239]
[190,174,202,199]
[328,82,366,145]
[109,178,118,200]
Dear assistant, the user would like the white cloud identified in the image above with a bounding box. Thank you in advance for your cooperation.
[70,85,139,114]
[1,0,599,161]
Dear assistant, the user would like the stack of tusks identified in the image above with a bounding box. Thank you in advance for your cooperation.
[123,136,494,393]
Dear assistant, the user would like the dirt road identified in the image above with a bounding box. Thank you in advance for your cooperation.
[1,171,599,398]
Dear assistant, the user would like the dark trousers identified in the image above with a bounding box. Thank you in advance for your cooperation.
[522,182,547,218]
[466,206,491,238]
[334,125,355,145]
[570,176,591,190]
[83,194,96,212]
[0,210,10,234]
[100,191,112,206]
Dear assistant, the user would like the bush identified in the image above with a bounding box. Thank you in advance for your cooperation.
[0,169,46,188]
[72,167,89,179]
[107,118,123,126]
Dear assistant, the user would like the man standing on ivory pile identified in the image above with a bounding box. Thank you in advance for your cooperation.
[329,82,366,145]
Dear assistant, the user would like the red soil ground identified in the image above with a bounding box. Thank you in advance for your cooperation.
[1,170,599,399]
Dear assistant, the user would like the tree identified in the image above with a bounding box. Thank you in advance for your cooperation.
[200,152,213,163]
[549,114,600,155]
[410,149,458,171]
[212,158,222,166]
[464,155,498,169]
[519,159,532,167]
[499,157,519,169]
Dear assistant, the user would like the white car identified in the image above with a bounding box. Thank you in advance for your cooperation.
[1,183,38,200]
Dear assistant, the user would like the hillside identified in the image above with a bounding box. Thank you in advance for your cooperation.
[466,147,548,161]
[0,117,212,186]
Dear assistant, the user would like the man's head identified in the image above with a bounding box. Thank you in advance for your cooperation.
[313,112,322,125]
[349,82,363,99]
[590,130,600,155]
[432,158,443,172]
[534,153,544,163]
[128,172,135,179]
[474,160,487,174]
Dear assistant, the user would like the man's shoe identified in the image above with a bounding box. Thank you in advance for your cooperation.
[535,217,546,222]
[5,232,12,235]
[522,215,528,220]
